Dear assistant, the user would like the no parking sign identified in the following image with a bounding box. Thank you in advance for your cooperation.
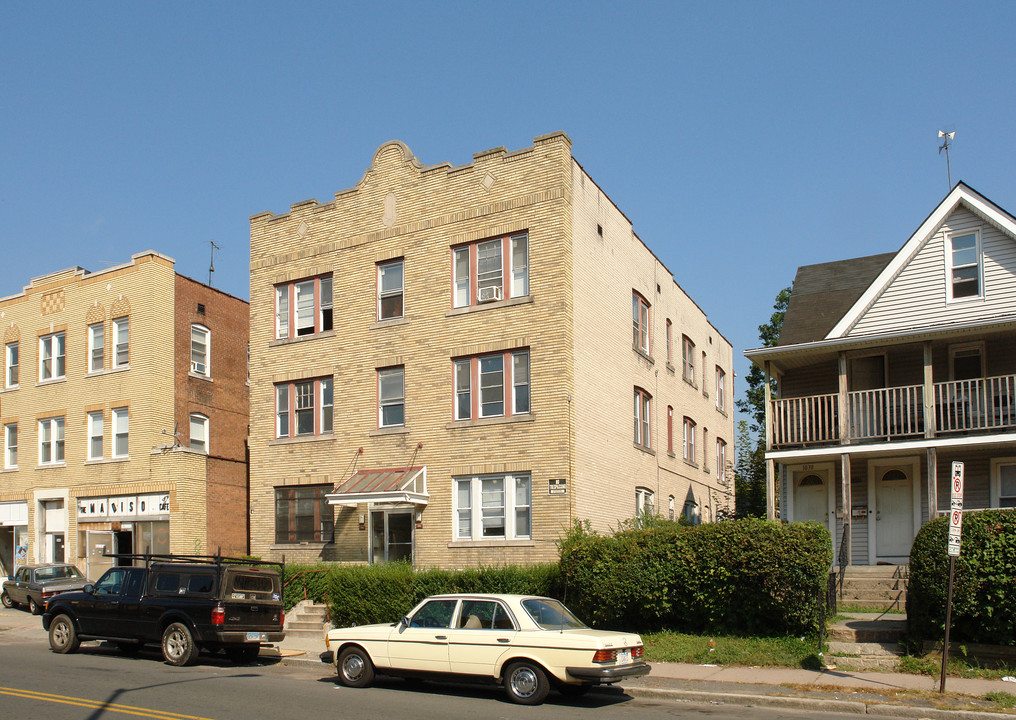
[948,461,964,557]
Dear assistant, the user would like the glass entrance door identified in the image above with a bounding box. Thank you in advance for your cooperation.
[370,510,413,564]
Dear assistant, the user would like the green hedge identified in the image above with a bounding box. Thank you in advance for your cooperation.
[908,509,1016,645]
[558,518,831,636]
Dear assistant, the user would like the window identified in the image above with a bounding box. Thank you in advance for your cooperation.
[39,332,65,381]
[4,342,17,388]
[948,231,981,300]
[716,438,727,481]
[39,417,65,465]
[275,275,333,339]
[636,487,655,517]
[189,413,208,453]
[634,388,651,449]
[190,325,209,376]
[682,336,695,383]
[87,411,103,460]
[454,473,531,540]
[451,232,528,307]
[378,367,405,427]
[274,485,334,543]
[454,350,530,420]
[668,495,675,521]
[632,292,650,353]
[378,259,404,320]
[715,367,726,412]
[990,459,1016,508]
[683,417,696,462]
[3,423,16,468]
[667,406,674,454]
[112,317,129,368]
[665,320,673,364]
[949,342,984,381]
[88,323,104,373]
[112,407,128,458]
[275,377,332,438]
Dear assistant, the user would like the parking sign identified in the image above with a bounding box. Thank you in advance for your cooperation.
[948,462,964,557]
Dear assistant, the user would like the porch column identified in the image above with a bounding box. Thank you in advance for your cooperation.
[838,352,849,444]
[766,458,776,520]
[924,341,936,439]
[840,453,852,567]
[927,447,939,522]
[765,361,776,520]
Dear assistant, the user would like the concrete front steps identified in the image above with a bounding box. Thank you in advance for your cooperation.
[826,612,908,671]
[284,600,331,640]
[834,564,908,612]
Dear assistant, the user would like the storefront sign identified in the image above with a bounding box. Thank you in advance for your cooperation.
[78,493,170,520]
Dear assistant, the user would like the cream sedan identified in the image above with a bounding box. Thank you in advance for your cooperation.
[325,593,649,705]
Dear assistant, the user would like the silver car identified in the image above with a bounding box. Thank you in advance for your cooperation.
[2,564,90,615]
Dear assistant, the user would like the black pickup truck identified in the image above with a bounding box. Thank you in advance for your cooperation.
[42,553,286,666]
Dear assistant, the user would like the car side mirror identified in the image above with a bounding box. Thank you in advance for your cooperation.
[83,584,94,594]
[401,616,411,628]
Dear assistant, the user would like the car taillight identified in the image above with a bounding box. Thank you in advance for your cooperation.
[211,605,225,626]
[632,645,644,659]
[592,649,617,664]
[280,611,285,627]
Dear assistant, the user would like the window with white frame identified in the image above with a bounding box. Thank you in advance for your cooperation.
[378,259,404,320]
[948,230,981,300]
[991,459,1016,508]
[39,417,64,465]
[453,350,529,420]
[636,487,655,517]
[275,377,333,438]
[667,405,674,454]
[683,416,696,462]
[112,407,128,458]
[634,387,651,448]
[632,292,650,354]
[451,232,528,308]
[190,324,210,376]
[87,411,103,460]
[4,342,17,388]
[112,316,129,367]
[378,367,405,427]
[715,366,726,412]
[454,473,531,540]
[682,336,695,384]
[716,438,727,482]
[3,423,16,469]
[88,323,104,373]
[189,413,208,453]
[275,275,333,339]
[39,332,66,381]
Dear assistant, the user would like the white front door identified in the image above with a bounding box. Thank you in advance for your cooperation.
[874,465,913,558]
[793,471,828,524]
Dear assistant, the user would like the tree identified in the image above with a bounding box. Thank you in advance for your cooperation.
[734,286,791,518]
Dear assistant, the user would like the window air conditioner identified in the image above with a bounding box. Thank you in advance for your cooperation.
[478,286,502,303]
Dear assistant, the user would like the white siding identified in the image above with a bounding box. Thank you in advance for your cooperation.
[850,208,1016,336]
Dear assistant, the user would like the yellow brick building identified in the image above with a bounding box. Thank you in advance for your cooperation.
[248,133,734,568]
[0,252,250,580]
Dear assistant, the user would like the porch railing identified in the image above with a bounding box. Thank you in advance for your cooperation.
[771,374,1016,448]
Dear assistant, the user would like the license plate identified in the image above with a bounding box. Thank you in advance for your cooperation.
[245,632,263,642]
[617,649,631,665]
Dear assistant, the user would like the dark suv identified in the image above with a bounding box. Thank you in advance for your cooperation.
[42,553,285,666]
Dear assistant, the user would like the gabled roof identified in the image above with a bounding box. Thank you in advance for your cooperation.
[778,253,895,346]
[827,182,1016,339]
[326,466,428,507]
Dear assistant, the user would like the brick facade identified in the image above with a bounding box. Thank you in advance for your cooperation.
[248,134,734,569]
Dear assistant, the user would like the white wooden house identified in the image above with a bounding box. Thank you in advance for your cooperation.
[746,183,1016,568]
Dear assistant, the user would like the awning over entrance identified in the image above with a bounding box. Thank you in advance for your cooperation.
[326,466,428,507]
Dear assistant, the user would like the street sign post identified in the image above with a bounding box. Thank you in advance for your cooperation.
[940,461,964,693]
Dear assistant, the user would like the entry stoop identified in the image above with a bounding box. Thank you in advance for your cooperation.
[826,613,908,671]
[835,564,908,611]
[284,600,332,640]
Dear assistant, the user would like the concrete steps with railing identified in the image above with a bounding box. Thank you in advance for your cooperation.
[834,565,908,611]
[284,600,331,640]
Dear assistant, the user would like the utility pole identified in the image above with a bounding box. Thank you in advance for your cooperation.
[208,240,221,287]
[938,130,955,192]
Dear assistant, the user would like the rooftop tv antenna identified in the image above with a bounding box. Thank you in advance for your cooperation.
[938,130,955,192]
[208,240,221,286]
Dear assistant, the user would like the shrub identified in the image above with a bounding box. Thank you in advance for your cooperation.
[907,509,1016,646]
[559,517,831,636]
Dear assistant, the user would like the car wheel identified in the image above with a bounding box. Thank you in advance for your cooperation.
[49,614,80,654]
[161,622,200,666]
[336,646,375,688]
[558,683,591,698]
[28,597,41,615]
[504,661,550,705]
[226,645,260,664]
[1,591,15,609]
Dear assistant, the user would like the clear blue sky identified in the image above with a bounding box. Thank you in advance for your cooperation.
[3,2,1015,405]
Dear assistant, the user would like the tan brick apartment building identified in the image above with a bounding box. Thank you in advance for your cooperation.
[0,251,250,579]
[249,133,734,568]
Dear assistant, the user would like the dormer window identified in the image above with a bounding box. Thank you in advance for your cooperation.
[948,230,981,300]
